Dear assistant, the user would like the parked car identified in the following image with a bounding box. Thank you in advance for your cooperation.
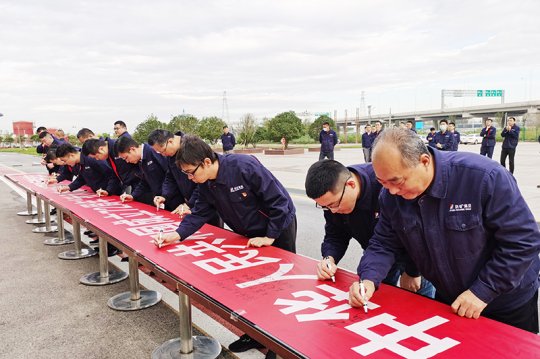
[460,134,482,145]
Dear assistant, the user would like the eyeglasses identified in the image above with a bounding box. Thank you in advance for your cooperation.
[316,174,351,211]
[182,161,203,177]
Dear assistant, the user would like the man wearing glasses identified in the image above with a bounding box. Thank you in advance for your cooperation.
[305,160,434,297]
[113,120,131,139]
[154,135,296,356]
[115,136,179,209]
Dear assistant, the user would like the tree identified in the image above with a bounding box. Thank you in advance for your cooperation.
[168,114,199,135]
[308,115,335,141]
[30,134,40,142]
[237,113,259,148]
[4,135,14,147]
[197,116,226,144]
[267,111,303,149]
[67,134,78,145]
[132,114,167,144]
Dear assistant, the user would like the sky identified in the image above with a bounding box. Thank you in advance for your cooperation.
[1,0,539,134]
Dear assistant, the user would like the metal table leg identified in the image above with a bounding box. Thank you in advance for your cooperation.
[44,209,74,245]
[17,191,37,216]
[80,236,128,286]
[58,219,97,260]
[152,288,221,359]
[107,256,162,311]
[26,197,45,225]
[32,201,58,233]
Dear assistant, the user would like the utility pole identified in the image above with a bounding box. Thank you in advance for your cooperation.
[222,91,230,124]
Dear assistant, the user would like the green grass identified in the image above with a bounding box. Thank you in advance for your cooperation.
[0,147,41,156]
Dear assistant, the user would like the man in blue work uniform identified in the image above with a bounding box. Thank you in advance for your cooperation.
[113,120,131,139]
[361,124,374,163]
[305,160,434,298]
[430,119,454,151]
[500,116,520,174]
[115,136,179,209]
[406,120,417,133]
[480,118,496,158]
[81,138,142,194]
[448,122,460,151]
[155,135,296,356]
[319,121,338,160]
[349,129,540,333]
[426,127,436,146]
[220,125,236,154]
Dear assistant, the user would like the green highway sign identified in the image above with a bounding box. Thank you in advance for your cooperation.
[477,90,503,97]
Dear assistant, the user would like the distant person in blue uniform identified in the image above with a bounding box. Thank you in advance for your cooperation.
[113,120,131,139]
[361,124,374,163]
[349,128,540,334]
[319,121,338,160]
[305,160,434,298]
[154,135,297,355]
[426,127,436,146]
[220,125,236,154]
[406,120,417,133]
[480,118,496,158]
[448,122,460,151]
[500,116,520,174]
[430,119,454,151]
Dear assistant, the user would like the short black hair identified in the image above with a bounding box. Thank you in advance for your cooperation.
[76,128,94,139]
[430,127,436,131]
[407,120,414,125]
[305,160,349,199]
[508,116,516,121]
[114,120,127,128]
[223,125,228,129]
[56,143,78,158]
[44,148,58,163]
[449,122,456,126]
[38,131,51,139]
[116,136,139,154]
[375,121,382,125]
[176,135,216,167]
[439,119,448,125]
[82,138,107,156]
[148,129,173,146]
[322,122,330,126]
[36,126,47,134]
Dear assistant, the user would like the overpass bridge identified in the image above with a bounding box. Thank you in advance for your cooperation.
[334,100,540,139]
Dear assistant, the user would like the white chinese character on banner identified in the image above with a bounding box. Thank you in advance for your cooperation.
[345,313,460,359]
[167,241,226,257]
[194,250,280,274]
[112,216,174,227]
[274,284,380,322]
[236,263,317,288]
[126,223,179,236]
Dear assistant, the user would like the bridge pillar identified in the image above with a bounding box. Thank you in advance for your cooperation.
[525,107,540,127]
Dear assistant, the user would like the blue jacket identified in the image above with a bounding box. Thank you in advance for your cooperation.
[177,153,296,249]
[480,126,496,147]
[450,131,460,151]
[162,154,198,209]
[131,144,169,199]
[430,131,454,151]
[426,132,436,145]
[361,133,374,149]
[319,129,338,153]
[68,154,121,194]
[321,164,381,263]
[358,147,540,313]
[56,165,74,182]
[105,137,141,189]
[501,125,520,149]
[220,133,236,151]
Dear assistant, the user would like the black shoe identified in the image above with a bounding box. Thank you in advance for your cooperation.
[108,248,120,257]
[265,350,276,359]
[50,208,57,216]
[120,257,129,262]
[89,238,99,244]
[88,233,98,238]
[228,334,264,353]
[84,230,92,235]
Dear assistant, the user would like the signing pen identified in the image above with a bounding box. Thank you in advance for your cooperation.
[360,281,368,313]
[158,227,164,248]
[324,257,335,283]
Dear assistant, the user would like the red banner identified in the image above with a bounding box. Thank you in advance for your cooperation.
[6,173,540,358]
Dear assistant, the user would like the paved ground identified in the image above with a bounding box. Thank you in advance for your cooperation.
[0,142,538,358]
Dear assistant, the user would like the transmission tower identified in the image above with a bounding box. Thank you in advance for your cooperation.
[360,91,366,116]
[222,91,230,123]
